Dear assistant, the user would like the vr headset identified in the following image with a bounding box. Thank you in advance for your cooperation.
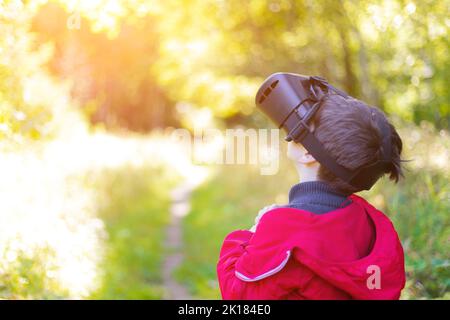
[255,72,392,191]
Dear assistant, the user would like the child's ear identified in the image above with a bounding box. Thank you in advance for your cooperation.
[298,151,317,164]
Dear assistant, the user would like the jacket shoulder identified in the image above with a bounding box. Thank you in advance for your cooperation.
[234,208,314,282]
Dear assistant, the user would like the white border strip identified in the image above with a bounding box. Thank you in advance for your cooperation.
[235,250,291,282]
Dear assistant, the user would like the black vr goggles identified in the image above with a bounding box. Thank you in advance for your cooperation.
[255,72,392,191]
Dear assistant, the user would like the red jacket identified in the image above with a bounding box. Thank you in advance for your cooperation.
[217,194,405,300]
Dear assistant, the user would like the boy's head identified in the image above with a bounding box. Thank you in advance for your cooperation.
[287,94,404,195]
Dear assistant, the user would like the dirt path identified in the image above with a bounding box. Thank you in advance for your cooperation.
[162,182,194,299]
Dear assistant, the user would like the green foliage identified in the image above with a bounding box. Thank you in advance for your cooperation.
[0,1,80,143]
[31,3,175,131]
[389,172,450,298]
[24,0,449,131]
[0,245,68,299]
[154,0,450,127]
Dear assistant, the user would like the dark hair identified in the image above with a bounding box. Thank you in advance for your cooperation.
[313,94,404,195]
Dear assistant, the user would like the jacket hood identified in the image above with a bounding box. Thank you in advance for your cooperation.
[235,194,406,299]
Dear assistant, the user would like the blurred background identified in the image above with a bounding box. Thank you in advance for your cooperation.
[0,0,448,299]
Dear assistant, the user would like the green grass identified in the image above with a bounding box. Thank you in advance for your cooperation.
[90,165,178,299]
[178,123,450,300]
[0,163,178,299]
[375,171,450,299]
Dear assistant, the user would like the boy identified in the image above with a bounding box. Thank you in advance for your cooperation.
[216,81,406,299]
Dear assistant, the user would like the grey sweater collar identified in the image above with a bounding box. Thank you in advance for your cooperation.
[287,181,352,214]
